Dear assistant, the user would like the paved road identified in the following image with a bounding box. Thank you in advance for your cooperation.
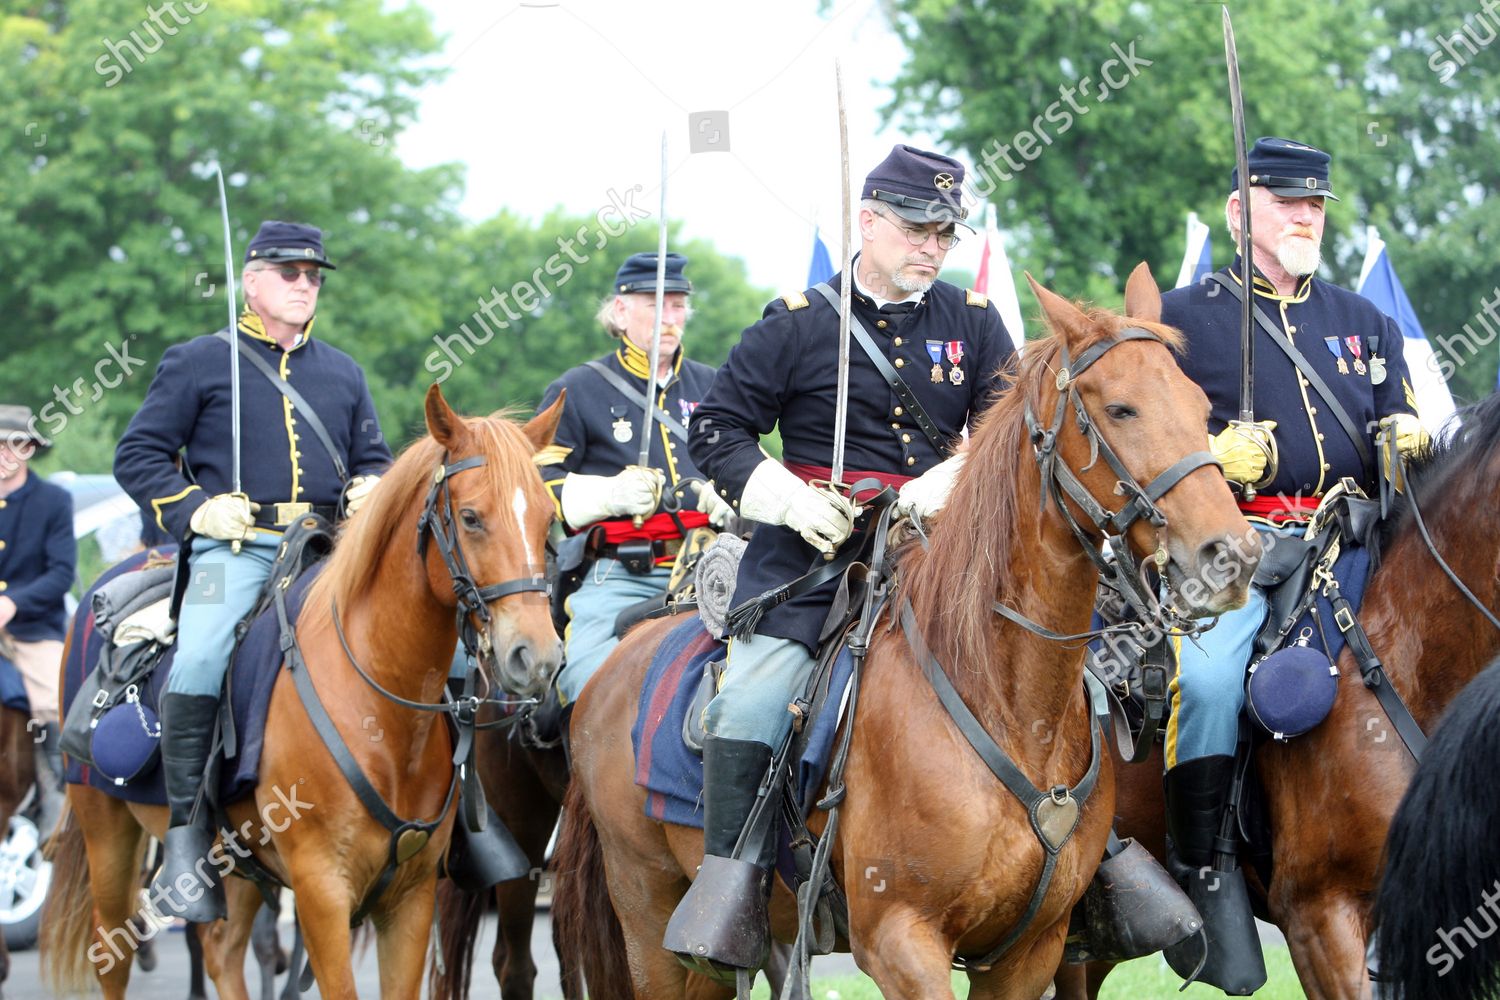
[8,910,864,998]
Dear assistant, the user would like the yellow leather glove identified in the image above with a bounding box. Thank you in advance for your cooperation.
[189,493,259,541]
[1208,421,1278,485]
[1380,413,1430,457]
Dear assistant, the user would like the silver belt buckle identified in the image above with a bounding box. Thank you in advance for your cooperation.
[274,501,312,526]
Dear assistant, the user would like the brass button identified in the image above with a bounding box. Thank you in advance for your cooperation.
[894,358,904,369]
[0,581,7,592]
[891,423,901,430]
[901,433,911,444]
[1309,407,1318,416]
[1288,325,1297,333]
[0,500,6,509]
[0,540,6,550]
[906,456,916,467]
[876,320,888,329]
[893,337,903,347]
[1322,462,1331,471]
[893,406,904,416]
[1317,433,1325,442]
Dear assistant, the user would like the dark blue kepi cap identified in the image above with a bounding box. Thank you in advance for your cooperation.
[244,220,337,269]
[614,252,691,295]
[863,144,973,231]
[1230,137,1340,201]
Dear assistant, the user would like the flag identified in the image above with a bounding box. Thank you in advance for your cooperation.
[974,221,1026,352]
[1357,226,1457,436]
[807,226,834,286]
[1175,212,1213,289]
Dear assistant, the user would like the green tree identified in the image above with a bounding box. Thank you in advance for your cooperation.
[883,0,1499,399]
[0,0,459,469]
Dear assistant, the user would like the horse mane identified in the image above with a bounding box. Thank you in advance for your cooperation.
[900,306,1183,702]
[1375,391,1500,559]
[307,409,544,613]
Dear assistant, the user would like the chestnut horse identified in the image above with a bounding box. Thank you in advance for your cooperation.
[0,699,38,999]
[1055,391,1500,1000]
[553,266,1258,998]
[40,385,565,999]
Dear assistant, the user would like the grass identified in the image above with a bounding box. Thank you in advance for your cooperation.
[748,944,1307,998]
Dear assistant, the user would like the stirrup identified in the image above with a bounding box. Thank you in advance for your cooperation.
[1066,837,1202,963]
[151,824,227,923]
[1164,864,1266,995]
[662,854,770,980]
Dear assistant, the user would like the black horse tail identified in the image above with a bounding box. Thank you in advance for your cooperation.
[427,877,485,1000]
[552,779,631,999]
[1373,656,1500,1000]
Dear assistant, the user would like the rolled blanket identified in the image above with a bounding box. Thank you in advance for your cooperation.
[695,533,747,640]
[91,564,176,640]
[112,598,177,647]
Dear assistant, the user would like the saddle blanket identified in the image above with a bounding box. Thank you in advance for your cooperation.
[631,618,853,828]
[0,650,28,714]
[62,547,319,808]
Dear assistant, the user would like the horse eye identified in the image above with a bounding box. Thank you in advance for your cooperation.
[460,508,483,530]
[1105,404,1137,421]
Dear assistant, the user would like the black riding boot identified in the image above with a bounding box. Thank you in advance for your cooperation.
[33,721,66,840]
[1162,755,1266,995]
[152,693,226,923]
[662,734,774,979]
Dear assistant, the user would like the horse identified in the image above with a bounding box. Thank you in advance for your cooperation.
[430,727,576,1000]
[0,698,38,1000]
[1369,653,1500,1000]
[551,264,1260,999]
[40,384,566,999]
[1053,391,1500,1000]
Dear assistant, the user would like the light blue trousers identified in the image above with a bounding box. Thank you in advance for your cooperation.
[555,558,674,706]
[702,634,814,751]
[1166,524,1291,767]
[166,532,281,697]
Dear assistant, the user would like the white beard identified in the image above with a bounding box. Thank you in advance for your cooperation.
[1275,235,1321,277]
[890,258,939,294]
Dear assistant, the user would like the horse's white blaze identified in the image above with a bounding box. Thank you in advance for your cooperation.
[512,487,530,557]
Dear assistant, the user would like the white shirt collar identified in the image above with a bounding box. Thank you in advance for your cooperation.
[851,256,923,312]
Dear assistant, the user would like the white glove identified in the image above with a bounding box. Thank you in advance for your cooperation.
[189,492,258,541]
[739,459,855,555]
[696,483,734,529]
[344,474,380,516]
[560,467,664,530]
[895,453,965,525]
[1380,413,1429,457]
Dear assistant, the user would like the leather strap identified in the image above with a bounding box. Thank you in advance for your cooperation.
[810,283,950,455]
[1204,274,1374,480]
[583,360,688,442]
[215,329,350,484]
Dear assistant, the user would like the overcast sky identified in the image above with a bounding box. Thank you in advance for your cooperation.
[397,0,991,292]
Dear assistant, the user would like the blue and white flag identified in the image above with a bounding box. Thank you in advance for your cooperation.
[807,226,834,286]
[1175,212,1213,289]
[1357,226,1457,436]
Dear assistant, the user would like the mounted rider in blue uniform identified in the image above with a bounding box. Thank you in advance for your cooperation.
[667,145,1018,971]
[534,252,730,739]
[1161,138,1427,989]
[114,221,392,922]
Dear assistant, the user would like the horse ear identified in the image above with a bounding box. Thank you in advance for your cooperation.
[424,383,463,448]
[523,390,566,453]
[1123,262,1162,323]
[1025,272,1090,345]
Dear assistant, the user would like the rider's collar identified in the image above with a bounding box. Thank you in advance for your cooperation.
[239,310,313,351]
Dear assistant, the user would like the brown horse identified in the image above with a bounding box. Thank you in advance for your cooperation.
[0,700,38,999]
[552,265,1259,998]
[1054,392,1500,1000]
[430,729,576,1000]
[40,385,565,999]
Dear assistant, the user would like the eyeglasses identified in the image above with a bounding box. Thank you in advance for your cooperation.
[873,211,960,250]
[261,266,326,287]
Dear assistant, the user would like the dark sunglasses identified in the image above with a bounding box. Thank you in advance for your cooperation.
[265,266,326,287]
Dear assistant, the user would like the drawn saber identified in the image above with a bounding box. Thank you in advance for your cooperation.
[633,131,669,528]
[1222,6,1276,498]
[830,60,852,489]
[212,163,248,552]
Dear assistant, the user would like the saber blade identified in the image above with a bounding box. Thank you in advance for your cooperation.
[831,60,852,488]
[212,163,242,495]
